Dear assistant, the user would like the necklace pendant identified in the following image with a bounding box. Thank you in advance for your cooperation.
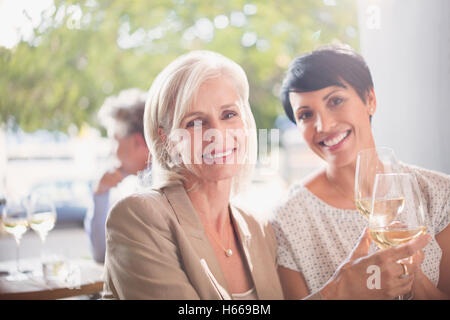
[225,249,233,257]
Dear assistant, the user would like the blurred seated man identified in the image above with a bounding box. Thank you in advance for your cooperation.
[84,88,151,263]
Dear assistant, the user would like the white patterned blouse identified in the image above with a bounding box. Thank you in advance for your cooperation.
[272,163,450,294]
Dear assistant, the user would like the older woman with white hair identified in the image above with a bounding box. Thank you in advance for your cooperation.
[102,50,430,300]
[103,50,282,300]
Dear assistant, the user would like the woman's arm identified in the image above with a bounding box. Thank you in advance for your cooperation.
[413,224,450,299]
[84,192,110,263]
[436,224,450,295]
[278,266,310,299]
[413,269,449,299]
[104,196,201,299]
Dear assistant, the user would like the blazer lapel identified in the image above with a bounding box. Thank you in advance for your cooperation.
[230,206,277,300]
[162,184,231,296]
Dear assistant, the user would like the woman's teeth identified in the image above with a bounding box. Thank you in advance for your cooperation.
[322,131,350,147]
[203,149,234,159]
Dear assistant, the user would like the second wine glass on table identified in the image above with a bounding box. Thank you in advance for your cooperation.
[354,147,401,220]
[28,193,57,259]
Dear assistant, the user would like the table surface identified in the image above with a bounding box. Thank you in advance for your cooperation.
[0,258,104,300]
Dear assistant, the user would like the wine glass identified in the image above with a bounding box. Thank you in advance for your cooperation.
[368,173,427,300]
[28,193,57,261]
[1,198,29,280]
[355,147,401,220]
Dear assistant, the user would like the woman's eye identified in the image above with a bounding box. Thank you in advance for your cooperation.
[186,120,203,128]
[330,97,344,106]
[297,111,313,121]
[223,111,238,119]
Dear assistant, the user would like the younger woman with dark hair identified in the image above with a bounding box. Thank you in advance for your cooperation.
[273,44,450,299]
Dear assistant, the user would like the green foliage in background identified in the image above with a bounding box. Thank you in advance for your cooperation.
[0,0,359,133]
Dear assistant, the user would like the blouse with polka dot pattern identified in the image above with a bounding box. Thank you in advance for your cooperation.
[272,163,450,293]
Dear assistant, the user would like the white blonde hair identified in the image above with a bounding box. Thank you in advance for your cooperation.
[143,50,257,198]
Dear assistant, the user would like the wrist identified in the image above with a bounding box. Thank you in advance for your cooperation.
[94,186,109,195]
[94,180,113,195]
[413,269,428,291]
[320,279,338,300]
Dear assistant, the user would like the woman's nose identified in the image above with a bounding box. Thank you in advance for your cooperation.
[206,118,227,134]
[315,111,336,133]
[204,119,236,144]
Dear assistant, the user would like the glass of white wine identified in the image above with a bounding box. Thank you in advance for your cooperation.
[355,147,401,220]
[1,198,29,280]
[28,193,57,261]
[368,173,427,300]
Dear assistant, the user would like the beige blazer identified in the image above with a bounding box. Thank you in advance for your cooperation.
[103,184,284,300]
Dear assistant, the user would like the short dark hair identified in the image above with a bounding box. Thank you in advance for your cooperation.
[98,88,147,137]
[280,44,374,123]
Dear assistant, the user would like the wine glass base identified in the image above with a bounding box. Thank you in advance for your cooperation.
[2,268,33,281]
[5,271,29,281]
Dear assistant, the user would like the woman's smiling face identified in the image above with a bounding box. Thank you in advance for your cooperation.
[289,81,376,168]
[178,75,247,183]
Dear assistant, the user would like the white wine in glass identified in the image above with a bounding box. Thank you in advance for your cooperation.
[28,193,57,245]
[3,217,28,242]
[370,225,427,249]
[355,147,401,220]
[1,199,30,280]
[368,173,427,300]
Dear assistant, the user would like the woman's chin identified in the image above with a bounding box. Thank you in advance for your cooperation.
[198,165,242,183]
[324,151,357,168]
[316,143,358,168]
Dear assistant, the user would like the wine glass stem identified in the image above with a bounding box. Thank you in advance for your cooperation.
[40,230,52,263]
[15,240,21,273]
[40,238,46,262]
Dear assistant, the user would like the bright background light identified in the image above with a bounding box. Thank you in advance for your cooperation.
[0,0,54,49]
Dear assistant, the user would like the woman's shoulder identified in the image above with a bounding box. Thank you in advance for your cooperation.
[400,162,450,232]
[401,162,449,178]
[107,188,173,231]
[400,162,450,194]
[110,188,166,212]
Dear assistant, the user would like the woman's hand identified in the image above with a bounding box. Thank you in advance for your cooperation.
[318,229,432,300]
[412,256,450,300]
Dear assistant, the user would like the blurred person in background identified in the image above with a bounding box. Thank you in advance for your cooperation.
[84,88,151,263]
[273,44,450,299]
